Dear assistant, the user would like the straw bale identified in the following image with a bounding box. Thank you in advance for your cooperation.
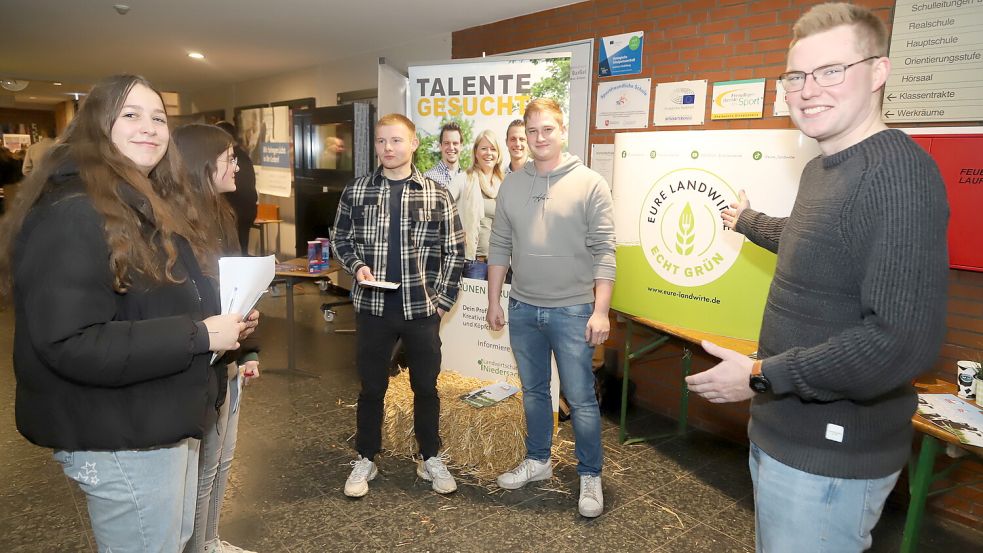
[382,369,527,481]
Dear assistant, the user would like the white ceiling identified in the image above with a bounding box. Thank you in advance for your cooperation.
[0,0,574,107]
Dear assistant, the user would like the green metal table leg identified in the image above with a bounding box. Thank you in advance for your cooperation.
[677,348,692,436]
[619,319,634,444]
[619,319,672,445]
[901,434,941,553]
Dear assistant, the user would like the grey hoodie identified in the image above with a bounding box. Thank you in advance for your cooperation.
[488,154,616,307]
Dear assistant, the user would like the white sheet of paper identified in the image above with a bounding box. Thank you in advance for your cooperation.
[358,280,400,290]
[212,255,276,363]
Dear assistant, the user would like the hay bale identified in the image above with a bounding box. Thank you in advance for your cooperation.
[382,369,527,481]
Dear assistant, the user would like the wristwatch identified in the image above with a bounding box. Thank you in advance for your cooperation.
[749,360,771,393]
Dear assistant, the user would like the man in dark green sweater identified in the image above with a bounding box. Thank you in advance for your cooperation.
[686,4,949,552]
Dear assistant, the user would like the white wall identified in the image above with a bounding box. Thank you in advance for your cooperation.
[181,32,451,258]
[183,32,451,116]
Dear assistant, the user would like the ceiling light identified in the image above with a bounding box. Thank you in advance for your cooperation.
[53,82,62,86]
[1,79,29,92]
[113,4,130,15]
[188,52,205,60]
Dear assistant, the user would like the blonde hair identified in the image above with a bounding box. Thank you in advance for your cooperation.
[466,129,505,184]
[523,98,565,128]
[376,113,416,134]
[791,2,888,57]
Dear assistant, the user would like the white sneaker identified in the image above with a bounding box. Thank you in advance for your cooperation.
[578,474,603,518]
[344,456,377,497]
[218,541,257,553]
[417,454,457,494]
[496,458,552,490]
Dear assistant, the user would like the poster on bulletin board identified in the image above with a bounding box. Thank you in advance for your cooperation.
[595,78,651,129]
[611,130,820,340]
[598,31,644,77]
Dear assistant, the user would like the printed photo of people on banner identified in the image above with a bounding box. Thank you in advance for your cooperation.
[408,54,571,410]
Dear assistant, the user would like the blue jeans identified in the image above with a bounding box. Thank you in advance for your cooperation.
[187,367,241,553]
[749,442,900,552]
[462,259,488,280]
[508,298,602,476]
[54,439,200,553]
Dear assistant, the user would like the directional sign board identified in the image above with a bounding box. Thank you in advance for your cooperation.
[883,0,983,123]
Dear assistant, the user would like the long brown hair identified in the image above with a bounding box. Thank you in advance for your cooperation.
[0,74,208,300]
[171,123,239,262]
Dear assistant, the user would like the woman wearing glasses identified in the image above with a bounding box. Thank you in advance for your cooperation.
[173,123,261,553]
[0,75,249,552]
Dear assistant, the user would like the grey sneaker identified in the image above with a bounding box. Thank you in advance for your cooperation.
[417,454,457,494]
[218,541,257,553]
[344,456,377,497]
[496,458,552,490]
[578,474,603,517]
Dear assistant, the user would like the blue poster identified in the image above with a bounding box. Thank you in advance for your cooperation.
[599,31,644,77]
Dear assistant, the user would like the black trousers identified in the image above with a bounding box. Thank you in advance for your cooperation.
[355,309,442,459]
[235,205,257,256]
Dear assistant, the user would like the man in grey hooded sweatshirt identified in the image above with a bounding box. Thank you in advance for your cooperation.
[485,98,616,518]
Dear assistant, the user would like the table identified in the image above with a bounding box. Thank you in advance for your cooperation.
[269,258,341,378]
[252,218,283,256]
[616,312,757,445]
[902,379,983,552]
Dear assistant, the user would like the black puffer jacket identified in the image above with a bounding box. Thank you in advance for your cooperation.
[12,164,220,451]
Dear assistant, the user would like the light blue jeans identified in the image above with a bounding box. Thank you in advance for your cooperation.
[508,298,602,476]
[749,442,900,553]
[187,367,241,553]
[54,439,200,553]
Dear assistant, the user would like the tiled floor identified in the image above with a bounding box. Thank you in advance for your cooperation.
[1,284,980,552]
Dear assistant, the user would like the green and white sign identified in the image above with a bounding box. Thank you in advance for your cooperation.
[612,130,819,340]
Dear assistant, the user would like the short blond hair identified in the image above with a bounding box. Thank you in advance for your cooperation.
[376,113,416,134]
[791,2,888,57]
[523,98,565,128]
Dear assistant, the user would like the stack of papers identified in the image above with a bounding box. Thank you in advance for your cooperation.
[917,394,983,448]
[358,280,400,290]
[212,255,276,364]
[460,383,520,408]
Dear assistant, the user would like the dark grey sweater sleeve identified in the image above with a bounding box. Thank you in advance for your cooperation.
[733,208,786,254]
[763,147,949,401]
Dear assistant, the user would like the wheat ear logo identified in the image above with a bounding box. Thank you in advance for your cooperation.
[676,203,696,255]
[639,168,744,287]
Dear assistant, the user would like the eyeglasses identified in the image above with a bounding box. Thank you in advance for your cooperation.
[779,56,879,92]
[220,155,238,167]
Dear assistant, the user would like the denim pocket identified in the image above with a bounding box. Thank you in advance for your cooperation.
[508,297,521,311]
[52,450,74,470]
[558,302,594,318]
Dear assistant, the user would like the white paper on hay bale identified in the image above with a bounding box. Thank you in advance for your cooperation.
[382,369,527,480]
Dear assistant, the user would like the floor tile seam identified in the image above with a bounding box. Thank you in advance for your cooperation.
[637,489,740,530]
[651,519,718,552]
[698,497,756,549]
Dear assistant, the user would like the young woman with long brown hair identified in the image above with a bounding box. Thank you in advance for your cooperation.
[173,123,260,553]
[0,74,251,552]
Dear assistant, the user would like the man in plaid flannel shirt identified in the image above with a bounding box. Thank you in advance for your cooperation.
[332,113,465,498]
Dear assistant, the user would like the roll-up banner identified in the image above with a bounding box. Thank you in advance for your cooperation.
[409,54,572,413]
[612,130,820,341]
[409,54,571,174]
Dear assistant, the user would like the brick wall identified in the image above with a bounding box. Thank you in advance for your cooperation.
[453,0,983,529]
